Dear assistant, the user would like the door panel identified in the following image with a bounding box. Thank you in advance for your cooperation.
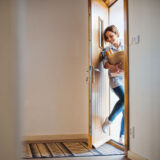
[88,0,110,148]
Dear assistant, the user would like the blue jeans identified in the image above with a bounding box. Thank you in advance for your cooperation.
[108,85,124,137]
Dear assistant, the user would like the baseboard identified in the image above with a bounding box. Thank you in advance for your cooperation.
[128,150,148,160]
[23,134,88,143]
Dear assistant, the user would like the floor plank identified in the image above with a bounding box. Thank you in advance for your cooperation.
[63,142,93,156]
[46,143,65,157]
[37,143,52,158]
[30,144,41,158]
[80,142,100,156]
[56,142,71,156]
[22,143,32,158]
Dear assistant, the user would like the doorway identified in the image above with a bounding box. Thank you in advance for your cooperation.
[109,0,125,144]
[88,0,129,151]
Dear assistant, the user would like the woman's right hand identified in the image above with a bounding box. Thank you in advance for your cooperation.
[105,62,118,73]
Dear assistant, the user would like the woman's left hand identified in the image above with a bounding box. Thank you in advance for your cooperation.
[115,63,124,74]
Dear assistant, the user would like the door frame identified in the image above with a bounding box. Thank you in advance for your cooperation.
[124,0,129,151]
[88,0,129,151]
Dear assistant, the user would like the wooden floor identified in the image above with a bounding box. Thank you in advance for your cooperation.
[27,155,130,160]
[22,142,126,159]
[22,141,131,160]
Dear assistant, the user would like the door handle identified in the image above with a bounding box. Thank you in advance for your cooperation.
[93,65,100,72]
[93,67,100,72]
[92,65,100,83]
[86,65,100,83]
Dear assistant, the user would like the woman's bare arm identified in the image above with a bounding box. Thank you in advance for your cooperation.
[105,62,124,73]
[105,62,118,73]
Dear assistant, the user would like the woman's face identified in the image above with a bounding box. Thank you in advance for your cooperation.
[105,31,119,45]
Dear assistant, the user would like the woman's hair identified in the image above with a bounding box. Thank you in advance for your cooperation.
[104,25,119,41]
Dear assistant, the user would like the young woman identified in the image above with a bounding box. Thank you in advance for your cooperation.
[102,25,124,144]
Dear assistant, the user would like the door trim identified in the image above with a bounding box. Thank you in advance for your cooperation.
[107,0,118,8]
[88,0,92,149]
[124,0,129,151]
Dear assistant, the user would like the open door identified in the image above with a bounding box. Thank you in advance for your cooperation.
[88,0,110,148]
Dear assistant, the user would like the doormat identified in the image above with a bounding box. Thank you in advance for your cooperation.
[22,142,124,159]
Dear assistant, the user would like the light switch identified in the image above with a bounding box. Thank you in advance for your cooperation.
[130,35,140,45]
[134,35,140,44]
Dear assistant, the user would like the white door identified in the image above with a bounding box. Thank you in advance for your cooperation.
[88,0,111,148]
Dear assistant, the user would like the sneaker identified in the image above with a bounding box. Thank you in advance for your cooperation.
[102,117,112,133]
[119,135,124,145]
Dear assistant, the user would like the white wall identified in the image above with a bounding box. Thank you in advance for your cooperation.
[129,0,160,159]
[19,0,88,136]
[0,0,19,159]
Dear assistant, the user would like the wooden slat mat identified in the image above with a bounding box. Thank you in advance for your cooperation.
[46,143,66,157]
[63,142,94,156]
[22,144,32,158]
[22,142,124,159]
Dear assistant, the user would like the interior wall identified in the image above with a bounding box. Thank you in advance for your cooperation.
[0,0,19,159]
[20,0,88,136]
[128,0,160,159]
